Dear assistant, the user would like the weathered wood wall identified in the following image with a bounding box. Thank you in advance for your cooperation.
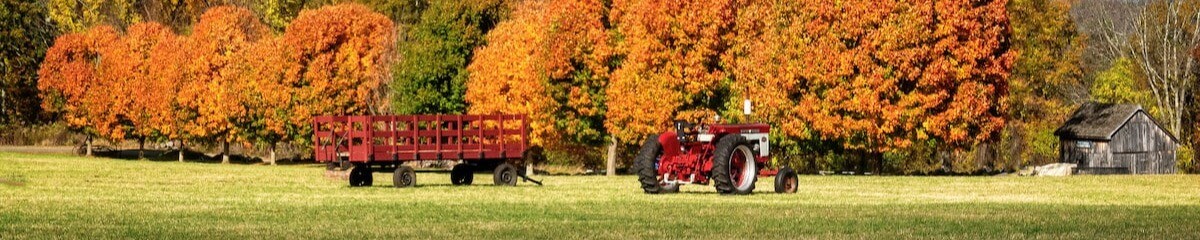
[1059,111,1176,174]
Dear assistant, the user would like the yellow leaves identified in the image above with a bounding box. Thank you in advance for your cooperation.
[604,0,736,143]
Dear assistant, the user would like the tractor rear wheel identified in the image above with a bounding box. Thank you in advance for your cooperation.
[494,163,518,186]
[451,163,474,185]
[349,164,373,187]
[712,134,757,195]
[634,135,673,194]
[774,166,798,193]
[393,165,416,188]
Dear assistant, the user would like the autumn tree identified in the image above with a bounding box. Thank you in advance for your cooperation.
[239,37,294,165]
[0,1,57,125]
[179,6,269,163]
[541,0,615,147]
[1091,58,1157,111]
[145,30,190,161]
[1127,1,1200,139]
[467,0,614,143]
[1077,0,1200,139]
[995,0,1086,170]
[606,0,736,143]
[117,22,179,159]
[466,1,555,146]
[728,0,1014,172]
[273,3,395,164]
[392,0,512,114]
[37,26,121,156]
[467,0,617,174]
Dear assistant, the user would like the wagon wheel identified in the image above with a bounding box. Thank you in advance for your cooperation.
[493,163,518,186]
[349,163,373,187]
[633,135,678,194]
[451,163,474,185]
[394,165,416,188]
[774,166,798,194]
[712,134,757,195]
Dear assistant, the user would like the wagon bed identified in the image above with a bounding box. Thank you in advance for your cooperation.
[313,114,535,187]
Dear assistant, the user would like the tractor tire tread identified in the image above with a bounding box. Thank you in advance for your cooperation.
[634,135,664,194]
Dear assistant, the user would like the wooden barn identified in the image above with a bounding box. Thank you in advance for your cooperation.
[1054,103,1177,174]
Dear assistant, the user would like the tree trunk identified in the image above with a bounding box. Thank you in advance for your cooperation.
[221,141,230,164]
[85,135,93,157]
[606,136,617,177]
[138,137,146,160]
[875,152,884,175]
[178,140,185,162]
[269,142,277,165]
[857,151,867,175]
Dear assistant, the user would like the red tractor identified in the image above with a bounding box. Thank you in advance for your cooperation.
[634,121,798,194]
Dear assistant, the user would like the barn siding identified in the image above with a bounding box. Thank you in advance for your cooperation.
[1058,111,1177,174]
[1109,112,1176,174]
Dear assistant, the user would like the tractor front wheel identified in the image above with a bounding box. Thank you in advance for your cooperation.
[451,163,474,185]
[712,134,757,195]
[634,135,673,194]
[349,164,373,187]
[774,166,798,193]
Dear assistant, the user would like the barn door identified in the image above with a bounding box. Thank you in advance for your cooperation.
[1072,141,1092,167]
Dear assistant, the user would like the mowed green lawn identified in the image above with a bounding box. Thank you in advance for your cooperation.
[1,151,1198,239]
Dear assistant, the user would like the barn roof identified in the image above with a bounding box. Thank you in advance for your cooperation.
[1054,102,1175,142]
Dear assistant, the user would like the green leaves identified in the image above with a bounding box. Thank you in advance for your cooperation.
[0,1,55,125]
[391,0,510,115]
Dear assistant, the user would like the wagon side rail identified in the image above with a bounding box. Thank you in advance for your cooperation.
[313,114,530,163]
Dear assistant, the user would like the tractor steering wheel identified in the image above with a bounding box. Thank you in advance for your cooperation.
[674,121,695,143]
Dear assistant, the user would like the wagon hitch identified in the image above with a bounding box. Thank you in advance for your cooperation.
[518,172,543,186]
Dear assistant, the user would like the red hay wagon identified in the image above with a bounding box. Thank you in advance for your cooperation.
[313,114,540,187]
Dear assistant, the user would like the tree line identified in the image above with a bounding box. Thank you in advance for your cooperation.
[4,0,1200,173]
[467,0,1013,173]
[37,4,393,164]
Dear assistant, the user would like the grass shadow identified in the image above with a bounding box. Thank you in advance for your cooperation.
[89,148,321,166]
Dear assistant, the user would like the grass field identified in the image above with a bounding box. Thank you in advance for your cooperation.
[2,151,1199,239]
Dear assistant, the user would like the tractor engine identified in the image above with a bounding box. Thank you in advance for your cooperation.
[634,120,790,195]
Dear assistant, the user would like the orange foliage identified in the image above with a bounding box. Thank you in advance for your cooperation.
[730,0,1015,151]
[466,0,555,146]
[37,26,120,137]
[605,0,736,143]
[282,3,395,137]
[467,0,614,146]
[40,4,395,151]
[101,22,178,141]
[178,6,269,143]
[145,27,190,140]
[239,37,296,144]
